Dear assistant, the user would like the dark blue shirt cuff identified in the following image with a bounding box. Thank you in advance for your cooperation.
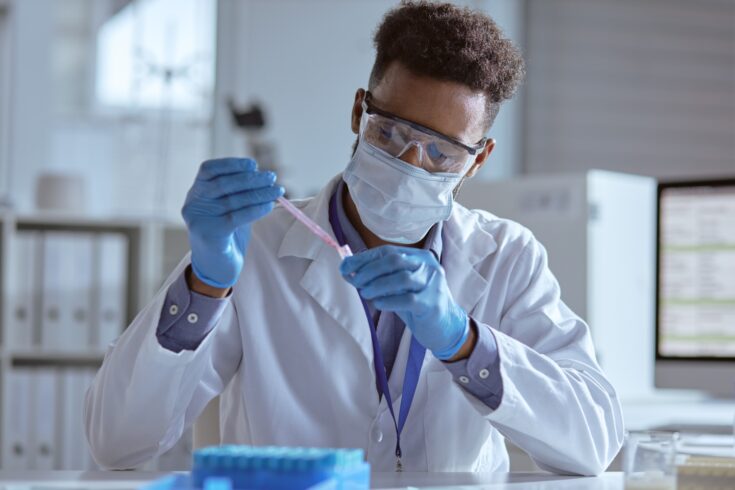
[442,318,504,410]
[156,266,231,353]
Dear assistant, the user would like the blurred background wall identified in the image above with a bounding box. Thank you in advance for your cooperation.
[524,0,734,179]
[1,0,733,220]
[2,0,733,222]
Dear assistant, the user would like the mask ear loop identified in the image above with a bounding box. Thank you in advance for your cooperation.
[452,176,466,200]
[452,154,479,199]
[359,109,370,136]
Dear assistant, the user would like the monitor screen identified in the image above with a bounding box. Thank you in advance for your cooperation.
[656,180,735,360]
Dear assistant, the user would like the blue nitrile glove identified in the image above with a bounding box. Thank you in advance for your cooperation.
[182,158,284,288]
[339,245,470,360]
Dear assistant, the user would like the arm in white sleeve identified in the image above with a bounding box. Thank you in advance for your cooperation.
[467,236,624,476]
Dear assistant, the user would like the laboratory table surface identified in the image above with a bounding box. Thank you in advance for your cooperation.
[0,471,625,489]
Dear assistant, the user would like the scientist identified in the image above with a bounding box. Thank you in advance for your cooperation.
[86,1,623,474]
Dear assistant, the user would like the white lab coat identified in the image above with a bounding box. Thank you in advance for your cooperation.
[85,174,624,474]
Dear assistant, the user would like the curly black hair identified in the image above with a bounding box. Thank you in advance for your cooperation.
[369,0,525,129]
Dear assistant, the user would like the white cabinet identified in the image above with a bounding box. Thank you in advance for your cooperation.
[459,170,657,400]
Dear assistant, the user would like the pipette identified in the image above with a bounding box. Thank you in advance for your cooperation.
[277,196,353,259]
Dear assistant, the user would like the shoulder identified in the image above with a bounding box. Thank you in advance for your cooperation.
[450,202,541,260]
[452,204,559,311]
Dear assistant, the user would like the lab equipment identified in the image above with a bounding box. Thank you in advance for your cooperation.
[623,431,678,490]
[35,172,86,213]
[340,245,469,360]
[183,158,285,288]
[655,178,735,397]
[276,196,352,259]
[141,445,370,490]
[458,170,657,400]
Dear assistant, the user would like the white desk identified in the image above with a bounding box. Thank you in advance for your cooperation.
[0,471,624,489]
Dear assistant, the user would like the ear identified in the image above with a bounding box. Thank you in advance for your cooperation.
[351,88,366,134]
[465,139,495,178]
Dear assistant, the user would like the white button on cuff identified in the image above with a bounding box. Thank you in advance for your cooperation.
[187,312,199,324]
[479,368,490,379]
[458,375,470,384]
[169,304,179,315]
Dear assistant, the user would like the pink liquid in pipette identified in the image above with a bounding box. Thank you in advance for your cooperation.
[276,197,353,259]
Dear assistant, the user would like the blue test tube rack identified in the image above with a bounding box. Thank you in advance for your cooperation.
[141,445,370,490]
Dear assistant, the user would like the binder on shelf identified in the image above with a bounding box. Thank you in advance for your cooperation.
[94,233,128,349]
[30,369,58,470]
[40,232,67,349]
[81,369,98,470]
[2,369,33,469]
[9,232,40,349]
[40,232,94,351]
[60,368,96,470]
[66,233,95,350]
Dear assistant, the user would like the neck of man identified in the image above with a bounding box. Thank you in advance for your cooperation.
[342,183,425,250]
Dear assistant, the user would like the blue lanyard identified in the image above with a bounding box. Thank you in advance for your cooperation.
[328,191,426,471]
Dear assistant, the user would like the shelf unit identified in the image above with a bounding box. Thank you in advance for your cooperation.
[0,211,189,470]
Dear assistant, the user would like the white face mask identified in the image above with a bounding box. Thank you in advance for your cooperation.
[343,138,468,244]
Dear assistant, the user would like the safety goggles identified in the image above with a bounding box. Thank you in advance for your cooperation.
[360,91,488,174]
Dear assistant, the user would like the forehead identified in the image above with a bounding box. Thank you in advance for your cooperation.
[370,62,488,144]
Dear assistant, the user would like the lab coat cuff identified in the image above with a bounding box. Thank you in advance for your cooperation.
[156,266,230,352]
[443,319,504,409]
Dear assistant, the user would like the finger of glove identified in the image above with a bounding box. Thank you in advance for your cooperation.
[216,185,285,215]
[340,244,429,277]
[196,158,257,181]
[201,170,278,199]
[344,253,425,289]
[226,201,276,227]
[358,267,429,301]
[372,292,421,314]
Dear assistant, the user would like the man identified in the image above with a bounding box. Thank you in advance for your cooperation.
[86,1,623,474]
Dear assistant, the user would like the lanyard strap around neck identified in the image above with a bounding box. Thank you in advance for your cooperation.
[328,189,426,466]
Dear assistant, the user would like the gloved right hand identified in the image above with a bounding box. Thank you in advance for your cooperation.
[182,158,284,289]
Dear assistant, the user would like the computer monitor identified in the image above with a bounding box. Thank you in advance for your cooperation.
[655,178,735,398]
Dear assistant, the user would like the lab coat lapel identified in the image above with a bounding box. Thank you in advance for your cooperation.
[441,205,498,316]
[278,175,374,365]
[299,246,374,363]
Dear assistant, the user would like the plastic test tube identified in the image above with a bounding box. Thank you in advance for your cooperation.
[276,197,353,259]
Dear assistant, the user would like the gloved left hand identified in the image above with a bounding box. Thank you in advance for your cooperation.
[340,245,469,360]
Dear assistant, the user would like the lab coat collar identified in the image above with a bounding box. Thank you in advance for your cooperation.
[441,203,498,318]
[278,174,374,363]
[277,174,342,261]
[444,194,499,265]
